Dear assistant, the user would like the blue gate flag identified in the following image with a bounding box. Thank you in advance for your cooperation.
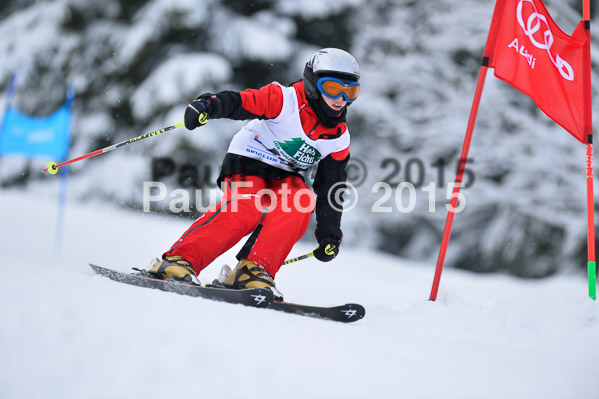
[0,103,71,159]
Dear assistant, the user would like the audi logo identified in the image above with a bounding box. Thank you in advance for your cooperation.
[516,0,574,81]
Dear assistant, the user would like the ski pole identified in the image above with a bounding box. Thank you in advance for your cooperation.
[42,121,185,174]
[283,243,338,265]
[283,252,314,265]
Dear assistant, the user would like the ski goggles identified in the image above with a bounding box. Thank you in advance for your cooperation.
[316,77,360,102]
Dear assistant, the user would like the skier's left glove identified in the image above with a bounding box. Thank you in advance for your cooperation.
[184,99,209,130]
[313,237,340,262]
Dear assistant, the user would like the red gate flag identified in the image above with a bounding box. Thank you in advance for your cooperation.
[484,0,589,143]
[429,0,594,301]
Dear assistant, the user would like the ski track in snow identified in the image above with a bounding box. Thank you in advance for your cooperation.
[0,190,597,399]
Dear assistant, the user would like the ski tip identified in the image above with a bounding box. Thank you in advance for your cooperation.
[343,303,366,322]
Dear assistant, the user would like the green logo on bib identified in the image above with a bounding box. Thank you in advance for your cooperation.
[274,138,322,168]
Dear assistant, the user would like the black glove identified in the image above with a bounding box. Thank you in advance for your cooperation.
[313,237,340,262]
[184,99,209,130]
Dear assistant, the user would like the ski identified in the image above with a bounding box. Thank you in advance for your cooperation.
[269,301,365,323]
[90,264,365,322]
[89,264,273,308]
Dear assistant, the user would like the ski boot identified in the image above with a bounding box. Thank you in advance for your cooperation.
[144,255,198,283]
[222,258,284,300]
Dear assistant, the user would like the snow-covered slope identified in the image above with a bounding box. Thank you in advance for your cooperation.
[0,190,596,399]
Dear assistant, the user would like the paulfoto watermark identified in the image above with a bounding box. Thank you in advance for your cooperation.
[142,180,468,215]
[149,156,476,190]
[143,155,475,214]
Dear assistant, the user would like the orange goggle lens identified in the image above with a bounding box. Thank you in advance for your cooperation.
[317,77,360,102]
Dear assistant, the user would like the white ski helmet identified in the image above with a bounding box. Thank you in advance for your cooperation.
[303,48,360,101]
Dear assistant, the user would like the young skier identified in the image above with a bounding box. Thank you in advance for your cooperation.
[146,48,360,298]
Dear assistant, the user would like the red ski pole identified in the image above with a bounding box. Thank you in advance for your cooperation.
[42,121,185,174]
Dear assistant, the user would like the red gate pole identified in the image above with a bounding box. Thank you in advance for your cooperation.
[582,0,596,300]
[429,59,489,301]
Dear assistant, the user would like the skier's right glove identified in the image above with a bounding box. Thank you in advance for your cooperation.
[313,237,340,262]
[184,99,209,130]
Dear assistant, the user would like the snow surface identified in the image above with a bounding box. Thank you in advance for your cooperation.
[0,189,597,399]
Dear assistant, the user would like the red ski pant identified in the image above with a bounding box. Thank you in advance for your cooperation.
[163,174,315,278]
